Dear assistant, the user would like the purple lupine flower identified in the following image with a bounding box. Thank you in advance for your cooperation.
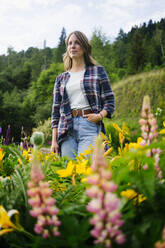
[4,124,11,145]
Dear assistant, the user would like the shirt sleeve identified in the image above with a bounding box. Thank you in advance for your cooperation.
[51,75,62,128]
[100,66,115,118]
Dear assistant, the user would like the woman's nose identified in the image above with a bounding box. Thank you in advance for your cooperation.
[71,42,75,48]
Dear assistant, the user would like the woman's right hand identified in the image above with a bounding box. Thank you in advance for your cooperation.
[50,141,59,154]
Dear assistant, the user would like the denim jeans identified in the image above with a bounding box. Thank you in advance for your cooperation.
[61,116,100,159]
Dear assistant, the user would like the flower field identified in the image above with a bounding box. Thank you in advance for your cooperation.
[0,96,165,248]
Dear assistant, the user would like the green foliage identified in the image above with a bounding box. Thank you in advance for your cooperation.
[128,29,146,74]
[112,68,165,123]
[54,27,67,63]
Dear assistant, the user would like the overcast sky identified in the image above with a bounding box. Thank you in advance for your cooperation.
[0,0,165,55]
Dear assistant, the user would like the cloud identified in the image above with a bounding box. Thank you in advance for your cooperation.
[0,0,165,54]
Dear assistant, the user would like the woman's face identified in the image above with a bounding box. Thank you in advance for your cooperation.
[67,34,84,59]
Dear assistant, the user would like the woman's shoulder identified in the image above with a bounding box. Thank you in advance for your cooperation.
[87,64,105,70]
[56,71,69,81]
[86,65,106,74]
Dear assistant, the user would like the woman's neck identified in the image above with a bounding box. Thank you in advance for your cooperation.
[70,58,86,72]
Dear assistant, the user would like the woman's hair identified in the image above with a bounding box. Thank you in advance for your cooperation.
[63,31,97,71]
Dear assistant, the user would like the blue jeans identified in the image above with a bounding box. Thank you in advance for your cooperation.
[61,117,100,159]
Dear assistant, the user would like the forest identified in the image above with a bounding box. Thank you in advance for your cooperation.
[0,18,165,142]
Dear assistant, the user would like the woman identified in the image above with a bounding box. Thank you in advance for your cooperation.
[51,31,115,159]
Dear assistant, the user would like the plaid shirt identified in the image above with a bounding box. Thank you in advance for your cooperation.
[51,65,115,144]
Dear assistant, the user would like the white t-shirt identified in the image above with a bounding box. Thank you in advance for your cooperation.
[66,70,90,109]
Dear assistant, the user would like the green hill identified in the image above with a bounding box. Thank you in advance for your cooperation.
[112,68,165,120]
[104,68,165,142]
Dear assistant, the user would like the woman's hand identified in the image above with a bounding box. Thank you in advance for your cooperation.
[83,113,102,123]
[50,141,59,154]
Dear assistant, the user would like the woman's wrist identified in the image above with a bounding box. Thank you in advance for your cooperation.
[99,112,104,120]
[97,113,103,121]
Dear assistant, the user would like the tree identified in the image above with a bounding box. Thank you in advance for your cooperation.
[54,27,67,63]
[128,29,146,74]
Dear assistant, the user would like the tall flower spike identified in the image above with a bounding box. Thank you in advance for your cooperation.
[86,136,125,248]
[27,132,61,238]
[139,95,158,146]
[139,96,162,178]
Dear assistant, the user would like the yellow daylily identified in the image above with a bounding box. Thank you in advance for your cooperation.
[0,206,33,238]
[120,189,146,203]
[0,149,5,161]
[0,205,22,236]
[159,121,165,134]
[56,160,75,177]
[76,160,88,174]
[128,137,145,150]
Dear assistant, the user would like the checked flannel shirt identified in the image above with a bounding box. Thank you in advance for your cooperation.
[51,65,115,144]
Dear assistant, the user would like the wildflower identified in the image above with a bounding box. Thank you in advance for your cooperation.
[56,160,75,177]
[120,189,146,204]
[159,121,165,135]
[0,205,24,236]
[139,95,158,145]
[86,137,125,247]
[139,95,163,178]
[27,132,60,238]
[0,149,5,161]
[104,147,113,157]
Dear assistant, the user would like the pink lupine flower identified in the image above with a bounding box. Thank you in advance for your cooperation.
[27,132,61,238]
[139,96,163,178]
[86,136,125,247]
[139,95,158,145]
[87,174,100,184]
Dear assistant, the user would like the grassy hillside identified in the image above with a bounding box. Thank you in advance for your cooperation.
[104,68,165,143]
[112,68,165,120]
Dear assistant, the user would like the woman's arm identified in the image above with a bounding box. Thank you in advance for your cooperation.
[50,128,58,153]
[51,75,62,153]
[99,66,115,118]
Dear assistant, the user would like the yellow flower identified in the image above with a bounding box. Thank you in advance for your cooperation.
[104,147,113,157]
[76,160,88,174]
[0,149,5,161]
[0,205,22,236]
[85,167,92,175]
[128,137,144,150]
[120,189,137,199]
[113,123,123,133]
[56,161,75,177]
[120,189,146,203]
[138,194,147,203]
[17,158,22,166]
[100,132,107,141]
[45,155,49,161]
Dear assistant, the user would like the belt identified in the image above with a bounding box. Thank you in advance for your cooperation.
[72,109,92,117]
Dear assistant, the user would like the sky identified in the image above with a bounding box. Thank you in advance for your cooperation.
[0,0,165,55]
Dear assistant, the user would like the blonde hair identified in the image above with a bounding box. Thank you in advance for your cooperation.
[63,31,97,71]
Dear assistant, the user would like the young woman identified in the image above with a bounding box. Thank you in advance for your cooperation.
[51,31,115,159]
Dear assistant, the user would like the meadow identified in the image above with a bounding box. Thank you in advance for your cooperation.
[0,94,165,248]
